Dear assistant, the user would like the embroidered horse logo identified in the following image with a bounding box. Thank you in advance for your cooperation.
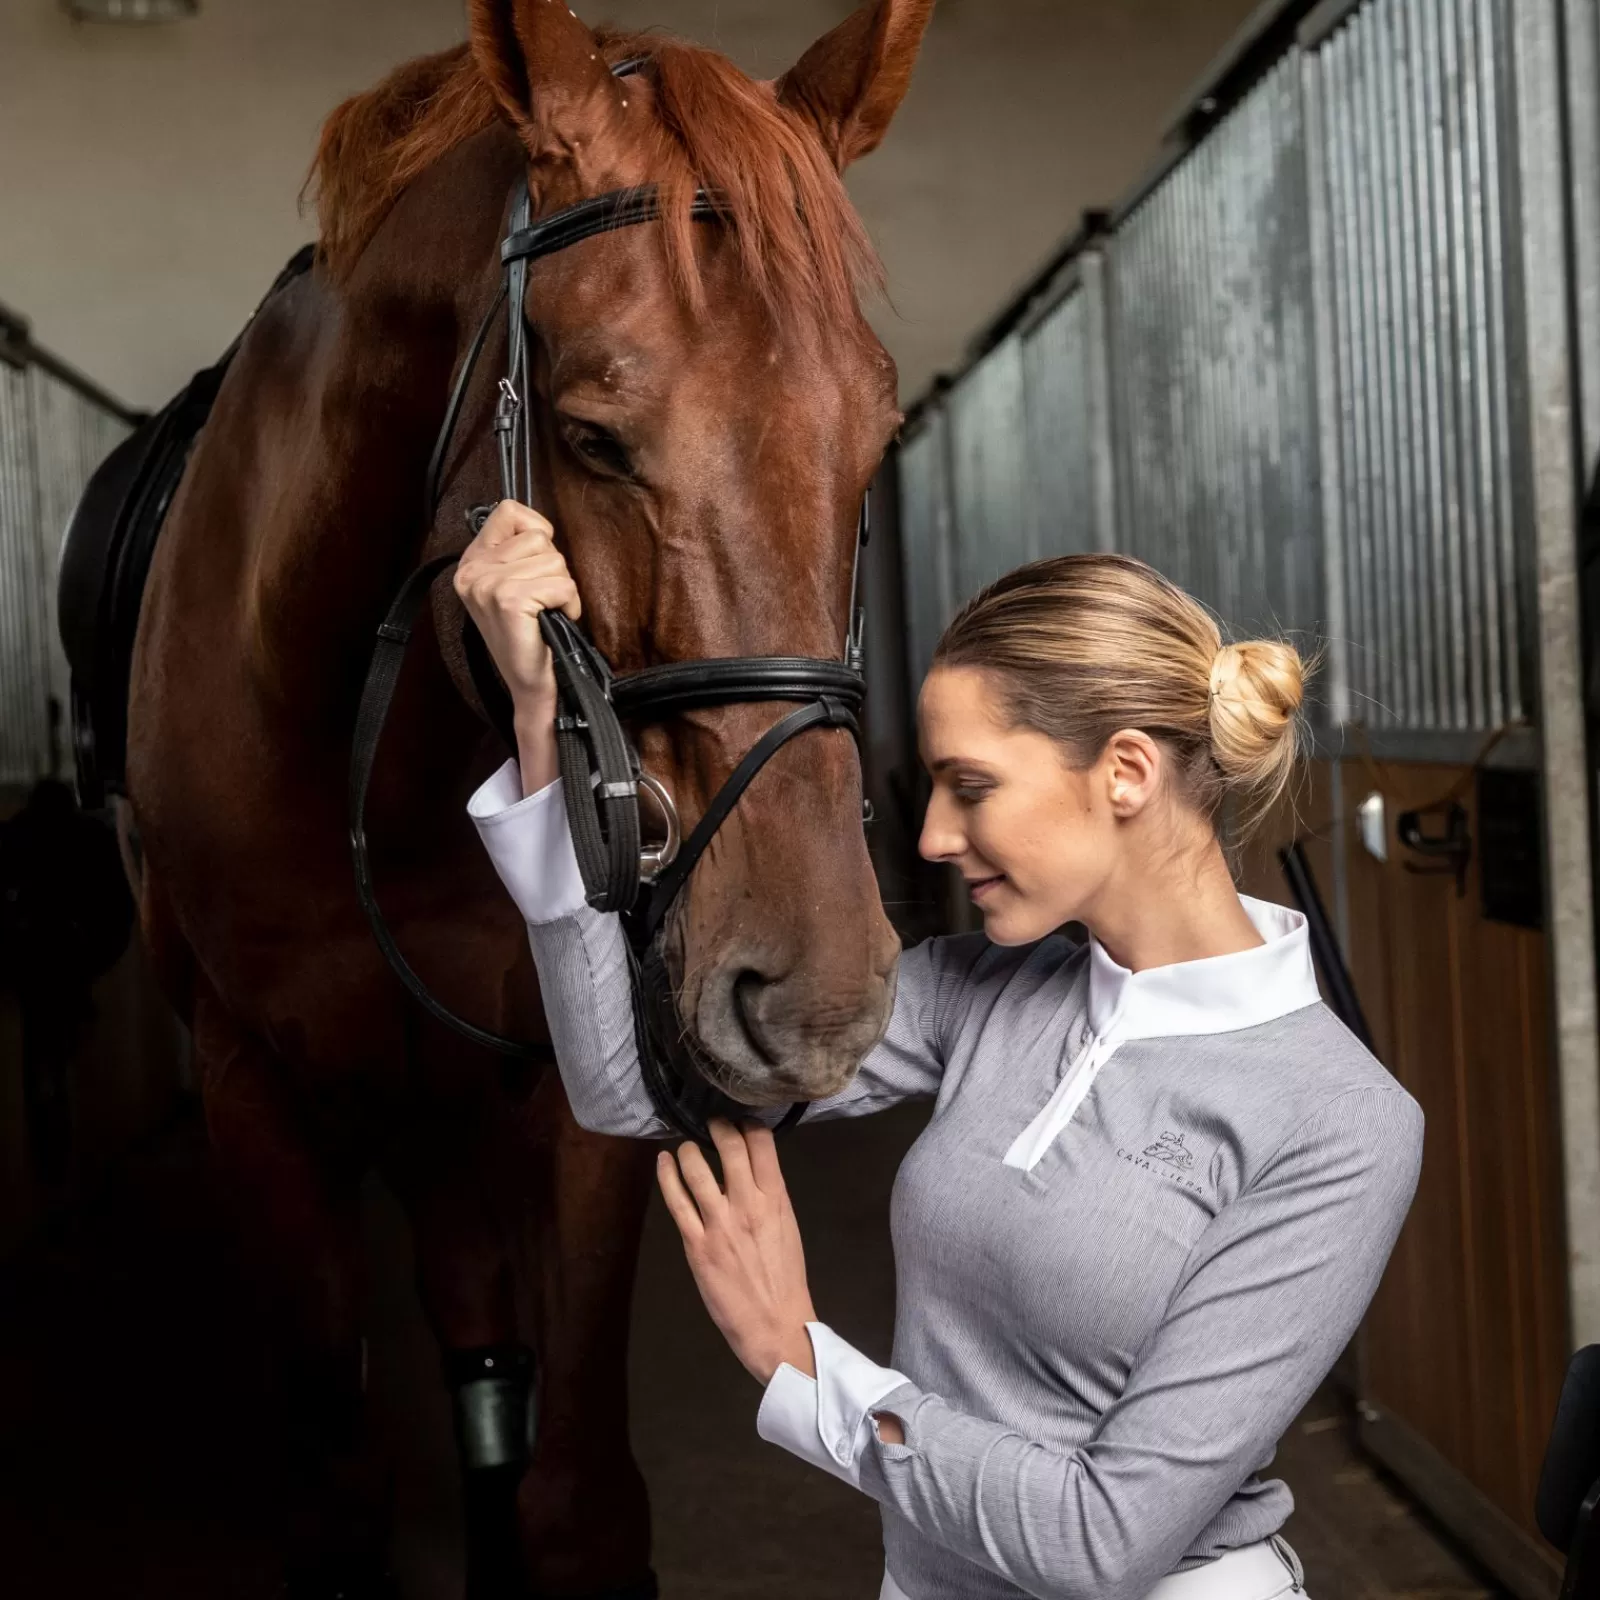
[1143,1131,1196,1171]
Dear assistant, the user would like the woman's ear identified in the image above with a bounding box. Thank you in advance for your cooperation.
[468,0,623,172]
[1104,730,1162,819]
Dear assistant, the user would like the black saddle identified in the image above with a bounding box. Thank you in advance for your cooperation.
[58,245,315,809]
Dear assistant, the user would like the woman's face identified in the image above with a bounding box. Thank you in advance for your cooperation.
[917,665,1125,946]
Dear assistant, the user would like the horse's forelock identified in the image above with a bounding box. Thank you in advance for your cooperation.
[602,31,883,338]
[304,30,882,339]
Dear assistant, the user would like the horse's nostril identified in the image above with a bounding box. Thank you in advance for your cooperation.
[731,967,781,1066]
[694,939,893,1106]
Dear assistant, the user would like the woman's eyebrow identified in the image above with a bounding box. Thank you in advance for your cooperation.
[929,757,995,776]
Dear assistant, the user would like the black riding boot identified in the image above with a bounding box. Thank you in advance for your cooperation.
[446,1344,536,1600]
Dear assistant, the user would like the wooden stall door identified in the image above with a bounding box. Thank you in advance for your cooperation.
[1240,759,1568,1597]
[1342,760,1566,1591]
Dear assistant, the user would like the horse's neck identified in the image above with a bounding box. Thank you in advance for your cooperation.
[245,134,522,715]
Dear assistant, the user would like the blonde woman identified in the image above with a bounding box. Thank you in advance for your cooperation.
[457,501,1422,1600]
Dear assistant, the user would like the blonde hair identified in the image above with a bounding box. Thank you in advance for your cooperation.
[933,554,1307,835]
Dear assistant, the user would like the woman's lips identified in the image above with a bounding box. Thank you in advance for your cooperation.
[967,874,1005,904]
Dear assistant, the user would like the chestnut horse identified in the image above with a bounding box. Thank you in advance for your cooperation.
[125,1,930,1595]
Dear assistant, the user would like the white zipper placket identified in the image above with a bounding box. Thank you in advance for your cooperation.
[1002,1004,1126,1173]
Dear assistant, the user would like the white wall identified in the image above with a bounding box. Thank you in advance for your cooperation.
[0,0,1260,409]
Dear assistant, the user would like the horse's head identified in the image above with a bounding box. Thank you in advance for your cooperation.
[467,0,933,1107]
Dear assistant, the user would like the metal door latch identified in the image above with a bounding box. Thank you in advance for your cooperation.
[1396,802,1472,896]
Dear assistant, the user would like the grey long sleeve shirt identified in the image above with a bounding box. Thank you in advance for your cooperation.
[468,764,1424,1600]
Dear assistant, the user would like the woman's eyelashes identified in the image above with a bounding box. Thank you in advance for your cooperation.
[559,416,636,481]
[950,775,997,805]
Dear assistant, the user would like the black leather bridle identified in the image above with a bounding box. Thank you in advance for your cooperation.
[349,60,870,1142]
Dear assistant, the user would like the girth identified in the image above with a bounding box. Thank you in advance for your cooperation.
[349,65,869,1143]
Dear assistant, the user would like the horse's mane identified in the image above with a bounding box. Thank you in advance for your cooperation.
[307,33,882,336]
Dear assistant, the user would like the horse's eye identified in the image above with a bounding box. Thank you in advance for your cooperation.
[561,418,634,480]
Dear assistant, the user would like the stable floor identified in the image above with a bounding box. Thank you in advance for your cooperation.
[0,1100,1502,1600]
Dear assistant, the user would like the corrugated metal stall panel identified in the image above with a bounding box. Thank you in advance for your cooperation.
[897,409,957,691]
[948,333,1030,601]
[1021,257,1116,558]
[1308,0,1526,732]
[30,370,130,775]
[1563,0,1600,472]
[1108,53,1322,650]
[0,363,47,786]
[0,363,129,788]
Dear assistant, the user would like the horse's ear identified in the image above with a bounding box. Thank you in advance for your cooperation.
[468,0,622,163]
[776,0,934,170]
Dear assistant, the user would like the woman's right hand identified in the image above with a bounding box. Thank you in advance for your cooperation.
[454,500,581,796]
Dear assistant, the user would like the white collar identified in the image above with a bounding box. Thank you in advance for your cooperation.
[1086,896,1319,1043]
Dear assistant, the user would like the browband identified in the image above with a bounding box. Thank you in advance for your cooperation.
[501,186,724,267]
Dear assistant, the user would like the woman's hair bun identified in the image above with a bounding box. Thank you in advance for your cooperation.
[1208,640,1305,810]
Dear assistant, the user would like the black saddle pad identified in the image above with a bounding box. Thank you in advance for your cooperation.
[57,244,315,808]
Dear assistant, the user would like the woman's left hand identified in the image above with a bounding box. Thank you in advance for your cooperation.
[656,1119,819,1385]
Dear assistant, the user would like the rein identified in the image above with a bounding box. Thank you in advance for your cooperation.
[349,73,870,1142]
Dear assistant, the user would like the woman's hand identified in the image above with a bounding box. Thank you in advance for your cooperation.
[454,500,580,796]
[656,1120,820,1385]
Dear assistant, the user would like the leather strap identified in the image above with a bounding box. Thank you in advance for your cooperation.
[613,657,866,719]
[501,187,722,269]
[540,609,644,913]
[503,184,534,506]
[349,554,551,1061]
[630,696,860,947]
[629,938,810,1146]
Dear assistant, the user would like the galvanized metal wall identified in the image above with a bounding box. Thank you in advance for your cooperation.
[32,370,129,746]
[897,0,1555,754]
[947,333,1030,602]
[0,362,48,786]
[896,263,1118,701]
[1305,0,1528,733]
[897,408,958,691]
[1107,52,1322,649]
[1020,255,1117,559]
[1566,0,1600,473]
[0,359,129,787]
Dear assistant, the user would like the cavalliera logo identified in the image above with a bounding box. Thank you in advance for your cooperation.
[1141,1131,1196,1171]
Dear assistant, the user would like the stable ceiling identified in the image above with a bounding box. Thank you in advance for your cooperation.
[0,0,1259,409]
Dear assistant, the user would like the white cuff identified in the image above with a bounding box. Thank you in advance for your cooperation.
[758,1361,853,1485]
[467,761,589,924]
[755,1323,909,1489]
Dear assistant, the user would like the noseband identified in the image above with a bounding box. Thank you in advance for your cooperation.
[349,63,870,1142]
